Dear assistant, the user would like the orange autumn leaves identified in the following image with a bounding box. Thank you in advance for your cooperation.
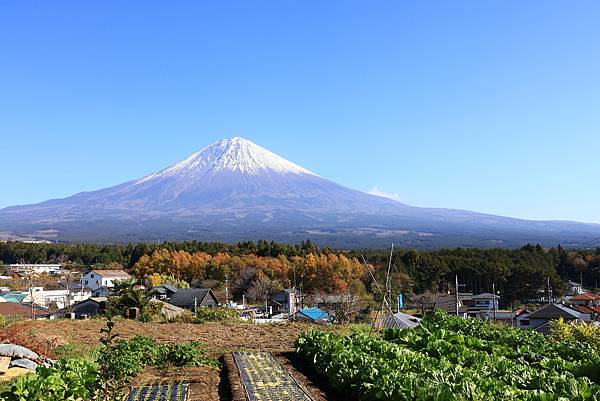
[132,249,364,294]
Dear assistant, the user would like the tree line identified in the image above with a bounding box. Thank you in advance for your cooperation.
[1,240,600,305]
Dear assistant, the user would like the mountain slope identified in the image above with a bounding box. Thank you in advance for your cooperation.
[1,137,599,248]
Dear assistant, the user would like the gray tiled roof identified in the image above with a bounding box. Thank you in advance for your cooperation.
[169,288,213,308]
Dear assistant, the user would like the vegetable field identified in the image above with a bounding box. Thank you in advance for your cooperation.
[296,311,600,401]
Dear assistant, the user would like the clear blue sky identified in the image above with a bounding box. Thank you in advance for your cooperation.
[1,2,599,223]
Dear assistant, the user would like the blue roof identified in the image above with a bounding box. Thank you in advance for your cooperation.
[0,293,27,303]
[298,307,329,321]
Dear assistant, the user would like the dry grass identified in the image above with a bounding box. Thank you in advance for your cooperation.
[15,318,337,353]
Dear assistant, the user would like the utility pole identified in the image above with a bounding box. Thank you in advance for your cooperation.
[455,274,459,317]
[548,277,553,304]
[492,282,497,322]
[293,264,297,289]
[193,297,197,317]
[29,272,34,320]
[225,274,229,306]
[510,300,514,327]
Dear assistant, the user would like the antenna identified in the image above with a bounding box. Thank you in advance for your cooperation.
[362,244,397,333]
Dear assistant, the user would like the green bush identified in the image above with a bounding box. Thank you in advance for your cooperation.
[193,307,240,323]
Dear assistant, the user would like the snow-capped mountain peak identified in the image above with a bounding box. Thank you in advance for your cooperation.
[136,137,316,184]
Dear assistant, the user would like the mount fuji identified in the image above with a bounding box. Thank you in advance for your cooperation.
[1,137,599,248]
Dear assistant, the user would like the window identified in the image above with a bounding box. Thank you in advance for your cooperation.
[91,274,94,278]
[520,319,529,326]
[84,280,88,285]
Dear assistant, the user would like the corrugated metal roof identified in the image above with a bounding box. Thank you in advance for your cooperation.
[382,312,421,329]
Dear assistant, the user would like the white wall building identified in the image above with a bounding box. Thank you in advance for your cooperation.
[5,264,62,275]
[80,270,131,292]
[23,287,92,309]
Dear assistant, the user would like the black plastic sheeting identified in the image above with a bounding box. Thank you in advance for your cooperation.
[126,383,189,401]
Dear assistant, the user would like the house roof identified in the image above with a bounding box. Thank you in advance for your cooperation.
[382,312,421,329]
[153,284,179,295]
[71,297,107,308]
[574,305,600,315]
[0,293,28,303]
[298,307,329,322]
[0,302,49,317]
[572,292,600,301]
[494,311,518,320]
[568,281,582,286]
[533,321,553,335]
[527,304,583,320]
[88,269,131,278]
[169,288,216,308]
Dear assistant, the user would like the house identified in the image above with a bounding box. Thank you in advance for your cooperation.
[21,287,92,309]
[526,304,591,334]
[571,292,600,307]
[168,288,219,309]
[0,302,50,319]
[407,292,467,315]
[295,307,330,324]
[5,264,62,275]
[493,309,531,328]
[152,284,179,301]
[270,289,302,315]
[381,312,421,329]
[567,281,584,295]
[465,293,500,320]
[80,270,131,292]
[71,297,108,318]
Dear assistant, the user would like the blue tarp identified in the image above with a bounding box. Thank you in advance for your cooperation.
[298,307,330,322]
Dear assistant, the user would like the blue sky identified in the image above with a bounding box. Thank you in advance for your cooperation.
[1,2,599,223]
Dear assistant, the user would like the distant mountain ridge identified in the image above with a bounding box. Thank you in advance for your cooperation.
[1,137,599,248]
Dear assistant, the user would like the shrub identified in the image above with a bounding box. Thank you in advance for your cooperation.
[2,358,99,401]
[193,307,240,323]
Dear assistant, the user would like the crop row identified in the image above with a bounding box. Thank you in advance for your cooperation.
[296,312,600,401]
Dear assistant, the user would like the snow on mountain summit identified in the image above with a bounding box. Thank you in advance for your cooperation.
[136,137,316,184]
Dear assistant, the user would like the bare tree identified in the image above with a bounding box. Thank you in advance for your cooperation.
[247,277,283,314]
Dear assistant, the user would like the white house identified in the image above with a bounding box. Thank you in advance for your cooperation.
[80,269,131,292]
[22,287,92,309]
[5,264,62,275]
[567,281,585,296]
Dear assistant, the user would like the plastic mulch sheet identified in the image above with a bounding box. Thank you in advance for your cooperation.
[233,351,313,401]
[126,383,190,401]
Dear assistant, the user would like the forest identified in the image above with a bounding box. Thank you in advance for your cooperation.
[1,240,600,306]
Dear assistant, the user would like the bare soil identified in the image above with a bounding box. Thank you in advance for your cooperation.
[9,319,343,400]
[17,319,333,352]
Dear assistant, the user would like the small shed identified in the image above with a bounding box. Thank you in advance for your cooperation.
[71,297,108,318]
